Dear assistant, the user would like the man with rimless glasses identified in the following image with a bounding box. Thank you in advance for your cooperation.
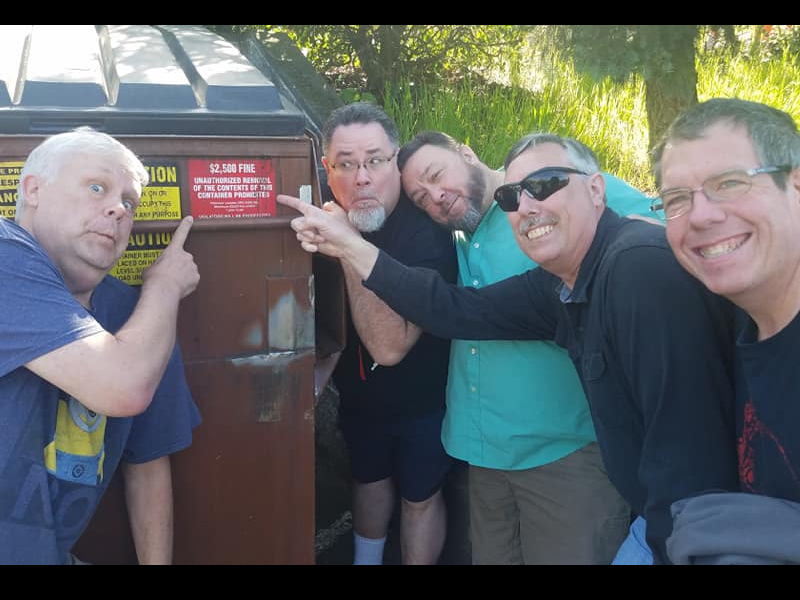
[652,98,800,563]
[278,132,740,564]
[395,131,655,564]
[309,103,457,564]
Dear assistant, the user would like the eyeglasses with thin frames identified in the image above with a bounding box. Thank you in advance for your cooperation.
[494,167,588,212]
[652,165,792,220]
[328,149,398,175]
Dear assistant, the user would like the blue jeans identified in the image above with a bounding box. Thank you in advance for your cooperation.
[612,516,653,565]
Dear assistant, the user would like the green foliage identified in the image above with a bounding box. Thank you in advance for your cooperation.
[339,88,377,105]
[555,25,701,82]
[263,25,532,100]
[384,67,652,193]
[698,39,800,121]
[383,33,800,196]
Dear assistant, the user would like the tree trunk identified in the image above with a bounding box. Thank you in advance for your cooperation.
[643,29,698,152]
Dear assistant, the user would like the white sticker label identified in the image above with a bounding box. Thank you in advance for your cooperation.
[299,185,312,204]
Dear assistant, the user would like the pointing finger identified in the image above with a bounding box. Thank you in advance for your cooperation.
[168,216,194,248]
[277,194,311,215]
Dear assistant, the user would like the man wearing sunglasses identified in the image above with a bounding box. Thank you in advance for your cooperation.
[652,98,800,563]
[394,131,655,564]
[278,132,740,565]
[314,103,457,565]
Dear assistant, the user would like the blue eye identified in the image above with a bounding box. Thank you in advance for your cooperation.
[89,183,104,194]
[122,200,136,214]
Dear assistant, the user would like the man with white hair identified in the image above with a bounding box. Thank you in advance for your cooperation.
[0,127,200,564]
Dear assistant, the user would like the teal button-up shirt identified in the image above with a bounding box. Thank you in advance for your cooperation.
[442,172,657,469]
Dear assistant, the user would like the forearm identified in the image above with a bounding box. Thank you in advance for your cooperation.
[364,251,548,341]
[112,283,181,391]
[26,292,181,417]
[339,235,381,281]
[343,262,420,365]
[123,457,174,565]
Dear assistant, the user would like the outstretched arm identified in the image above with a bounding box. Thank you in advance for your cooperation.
[278,194,421,365]
[278,194,379,279]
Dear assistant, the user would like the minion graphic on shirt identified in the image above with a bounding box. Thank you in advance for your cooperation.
[43,396,107,486]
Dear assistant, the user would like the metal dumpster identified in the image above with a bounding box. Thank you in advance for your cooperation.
[0,24,345,564]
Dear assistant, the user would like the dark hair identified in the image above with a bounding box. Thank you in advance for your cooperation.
[322,102,399,155]
[397,130,461,171]
[651,97,800,190]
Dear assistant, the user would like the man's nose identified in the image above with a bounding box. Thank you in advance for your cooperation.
[354,164,374,185]
[517,191,540,214]
[104,198,128,219]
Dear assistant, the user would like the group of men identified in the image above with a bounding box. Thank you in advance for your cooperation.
[280,97,800,565]
[2,96,799,565]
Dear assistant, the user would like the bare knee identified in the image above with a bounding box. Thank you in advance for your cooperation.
[401,489,443,515]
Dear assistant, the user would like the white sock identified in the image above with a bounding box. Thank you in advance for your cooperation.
[353,532,386,565]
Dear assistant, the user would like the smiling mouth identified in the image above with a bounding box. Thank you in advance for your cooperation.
[696,234,749,259]
[444,197,460,216]
[526,224,555,240]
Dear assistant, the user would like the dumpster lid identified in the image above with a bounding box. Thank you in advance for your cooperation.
[0,25,307,136]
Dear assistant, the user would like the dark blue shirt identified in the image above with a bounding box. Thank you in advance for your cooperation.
[735,308,800,501]
[363,208,739,564]
[0,217,199,564]
[334,193,457,419]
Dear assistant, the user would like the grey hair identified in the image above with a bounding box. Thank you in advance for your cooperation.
[16,126,148,221]
[322,102,399,155]
[651,97,800,191]
[503,133,600,175]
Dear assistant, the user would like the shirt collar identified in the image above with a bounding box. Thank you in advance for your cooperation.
[558,207,625,304]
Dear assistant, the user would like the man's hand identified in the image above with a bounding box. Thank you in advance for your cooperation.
[278,194,380,279]
[278,194,360,259]
[142,216,199,300]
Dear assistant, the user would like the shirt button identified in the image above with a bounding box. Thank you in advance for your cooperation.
[470,385,477,393]
[471,347,477,355]
[472,279,479,286]
[473,242,480,249]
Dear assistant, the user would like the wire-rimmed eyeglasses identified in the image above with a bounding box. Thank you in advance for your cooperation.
[328,149,398,174]
[652,165,792,220]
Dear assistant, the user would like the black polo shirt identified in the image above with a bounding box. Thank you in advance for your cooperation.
[364,207,740,564]
[333,193,457,419]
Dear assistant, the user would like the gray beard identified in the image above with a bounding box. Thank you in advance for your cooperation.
[450,204,483,233]
[349,204,387,233]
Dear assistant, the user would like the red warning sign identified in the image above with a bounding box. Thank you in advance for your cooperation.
[188,158,275,218]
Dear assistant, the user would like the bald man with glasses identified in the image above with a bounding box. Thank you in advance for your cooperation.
[279,132,740,564]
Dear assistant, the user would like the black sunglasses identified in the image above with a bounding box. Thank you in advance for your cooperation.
[494,167,588,212]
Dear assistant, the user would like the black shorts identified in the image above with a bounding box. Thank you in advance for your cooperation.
[339,406,452,502]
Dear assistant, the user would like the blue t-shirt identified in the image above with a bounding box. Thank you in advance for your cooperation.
[0,217,200,564]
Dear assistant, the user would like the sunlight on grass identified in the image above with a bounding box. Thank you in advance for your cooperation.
[385,31,800,196]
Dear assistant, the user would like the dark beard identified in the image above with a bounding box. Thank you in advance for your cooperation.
[447,162,486,233]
